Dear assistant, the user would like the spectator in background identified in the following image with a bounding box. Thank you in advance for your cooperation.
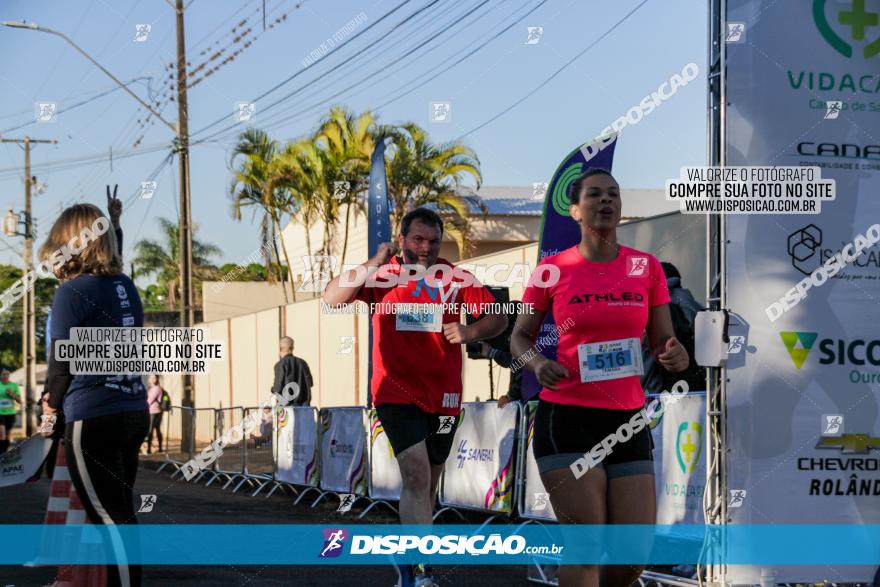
[40,202,148,587]
[642,262,706,393]
[0,369,22,454]
[144,374,166,454]
[478,342,523,408]
[33,189,125,481]
[271,337,313,406]
[250,406,273,449]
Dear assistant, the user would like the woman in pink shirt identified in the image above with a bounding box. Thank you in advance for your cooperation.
[145,374,166,453]
[512,169,689,587]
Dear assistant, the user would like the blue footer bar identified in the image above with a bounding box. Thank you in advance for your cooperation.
[2,524,879,565]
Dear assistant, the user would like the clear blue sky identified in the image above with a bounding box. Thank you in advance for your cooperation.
[0,0,707,273]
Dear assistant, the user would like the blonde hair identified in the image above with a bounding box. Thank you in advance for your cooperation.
[38,203,122,280]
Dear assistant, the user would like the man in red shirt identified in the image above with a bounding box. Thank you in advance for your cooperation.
[323,208,506,583]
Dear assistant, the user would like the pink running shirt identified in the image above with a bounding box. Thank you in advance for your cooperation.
[521,245,670,410]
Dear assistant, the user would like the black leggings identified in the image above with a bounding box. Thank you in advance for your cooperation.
[65,410,149,587]
[147,413,163,452]
[0,414,15,454]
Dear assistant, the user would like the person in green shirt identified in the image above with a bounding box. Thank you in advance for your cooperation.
[0,369,22,454]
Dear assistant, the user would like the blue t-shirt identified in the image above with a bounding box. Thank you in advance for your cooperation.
[49,273,147,421]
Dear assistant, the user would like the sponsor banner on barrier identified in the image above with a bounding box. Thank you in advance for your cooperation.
[440,403,518,513]
[8,524,880,565]
[275,407,319,487]
[725,0,880,583]
[521,401,556,521]
[0,435,52,487]
[367,409,402,501]
[521,396,707,530]
[653,394,706,532]
[319,408,367,495]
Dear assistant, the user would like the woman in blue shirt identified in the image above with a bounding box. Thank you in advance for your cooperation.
[39,203,148,587]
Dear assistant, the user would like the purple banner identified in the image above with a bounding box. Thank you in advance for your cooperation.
[521,134,619,400]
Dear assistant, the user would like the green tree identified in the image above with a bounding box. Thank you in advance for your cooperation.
[216,262,270,282]
[137,283,168,312]
[0,264,57,368]
[385,122,484,257]
[131,219,220,311]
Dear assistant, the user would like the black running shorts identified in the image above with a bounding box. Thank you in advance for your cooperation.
[375,403,460,465]
[533,399,654,478]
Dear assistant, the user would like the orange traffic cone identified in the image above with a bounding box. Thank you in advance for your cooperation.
[36,440,107,586]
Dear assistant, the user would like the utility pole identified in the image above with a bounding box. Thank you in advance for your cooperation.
[173,0,196,451]
[0,136,58,436]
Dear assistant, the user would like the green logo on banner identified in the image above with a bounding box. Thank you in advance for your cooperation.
[551,164,582,217]
[675,421,702,474]
[813,0,880,59]
[779,331,819,369]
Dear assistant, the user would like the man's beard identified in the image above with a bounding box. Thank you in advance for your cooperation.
[401,249,435,267]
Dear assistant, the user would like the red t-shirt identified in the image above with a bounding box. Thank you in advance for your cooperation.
[354,256,496,415]
[521,245,670,410]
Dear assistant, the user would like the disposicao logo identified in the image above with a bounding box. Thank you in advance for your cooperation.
[813,0,880,59]
[780,331,819,369]
[675,421,702,474]
[319,528,348,558]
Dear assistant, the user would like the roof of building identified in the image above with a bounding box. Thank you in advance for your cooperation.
[454,185,674,218]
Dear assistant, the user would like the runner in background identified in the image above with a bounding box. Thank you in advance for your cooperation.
[39,203,149,587]
[144,374,166,454]
[512,169,689,587]
[0,369,22,454]
[323,207,507,587]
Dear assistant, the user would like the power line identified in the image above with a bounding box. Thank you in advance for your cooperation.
[0,142,170,179]
[1,77,157,134]
[457,0,651,138]
[252,0,546,137]
[189,0,418,138]
[220,0,465,134]
[370,0,547,114]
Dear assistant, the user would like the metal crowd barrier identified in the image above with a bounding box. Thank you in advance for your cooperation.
[210,407,246,489]
[156,405,191,475]
[239,405,275,494]
[308,407,369,510]
[274,406,320,501]
[185,407,218,483]
[434,402,522,531]
[360,408,400,519]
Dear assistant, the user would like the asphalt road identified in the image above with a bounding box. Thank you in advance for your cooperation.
[0,459,532,587]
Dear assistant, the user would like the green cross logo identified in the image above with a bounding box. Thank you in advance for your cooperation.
[675,421,702,474]
[813,0,880,59]
[779,331,818,369]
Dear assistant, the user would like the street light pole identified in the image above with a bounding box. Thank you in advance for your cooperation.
[1,21,176,134]
[0,135,58,436]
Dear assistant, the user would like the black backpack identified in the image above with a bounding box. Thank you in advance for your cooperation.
[160,390,172,412]
[664,302,706,391]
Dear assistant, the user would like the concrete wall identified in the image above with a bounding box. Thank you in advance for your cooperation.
[202,281,296,322]
[186,212,705,411]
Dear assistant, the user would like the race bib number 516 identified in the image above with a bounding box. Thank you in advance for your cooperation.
[577,337,643,383]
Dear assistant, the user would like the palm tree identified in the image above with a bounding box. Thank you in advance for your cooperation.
[384,122,484,258]
[132,218,220,311]
[229,128,291,298]
[312,106,376,267]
